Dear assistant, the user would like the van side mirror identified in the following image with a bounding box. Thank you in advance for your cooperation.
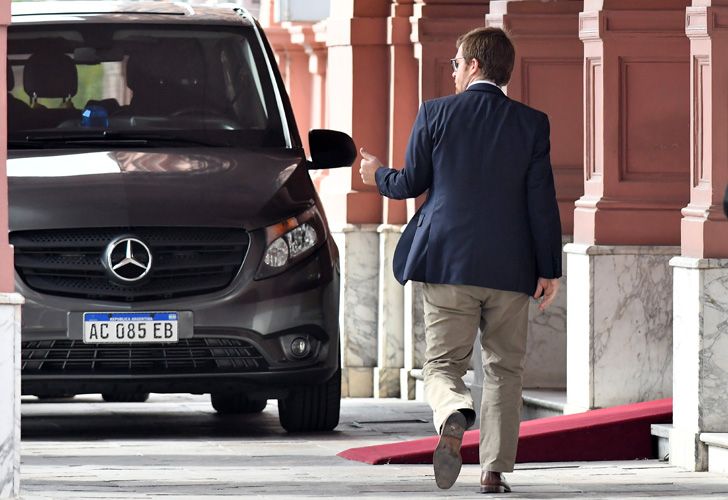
[307,129,356,170]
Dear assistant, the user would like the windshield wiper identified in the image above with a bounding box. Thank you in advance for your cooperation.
[10,132,221,148]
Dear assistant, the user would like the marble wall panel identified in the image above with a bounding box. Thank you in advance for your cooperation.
[524,237,570,389]
[565,245,677,412]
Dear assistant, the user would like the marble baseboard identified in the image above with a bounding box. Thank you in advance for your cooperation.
[565,245,676,412]
[670,258,728,471]
[341,367,374,398]
[374,367,401,398]
[0,294,23,499]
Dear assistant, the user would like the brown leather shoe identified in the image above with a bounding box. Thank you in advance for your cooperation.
[432,411,467,489]
[480,471,511,494]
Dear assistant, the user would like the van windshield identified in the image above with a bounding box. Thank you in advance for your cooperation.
[7,24,287,148]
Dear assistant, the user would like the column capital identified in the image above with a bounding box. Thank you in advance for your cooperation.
[327,0,390,47]
[489,0,583,37]
[686,4,728,39]
[580,2,690,41]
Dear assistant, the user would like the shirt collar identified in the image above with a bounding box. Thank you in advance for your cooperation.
[467,79,498,89]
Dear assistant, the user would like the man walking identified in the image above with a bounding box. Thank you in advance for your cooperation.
[359,27,562,493]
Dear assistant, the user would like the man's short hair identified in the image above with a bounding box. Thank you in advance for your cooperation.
[456,27,515,87]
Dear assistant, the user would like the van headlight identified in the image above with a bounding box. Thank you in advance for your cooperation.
[256,206,325,279]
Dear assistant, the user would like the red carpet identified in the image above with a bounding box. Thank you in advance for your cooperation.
[338,398,672,465]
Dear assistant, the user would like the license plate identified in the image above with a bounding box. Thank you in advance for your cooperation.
[83,312,179,344]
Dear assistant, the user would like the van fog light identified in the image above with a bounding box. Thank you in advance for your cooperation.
[290,337,311,358]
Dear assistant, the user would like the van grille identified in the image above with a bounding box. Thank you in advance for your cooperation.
[10,228,248,301]
[21,338,268,374]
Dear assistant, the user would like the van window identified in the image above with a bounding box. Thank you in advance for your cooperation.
[7,24,286,148]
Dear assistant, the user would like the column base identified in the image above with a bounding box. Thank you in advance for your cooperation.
[399,368,417,400]
[565,244,677,412]
[342,367,374,398]
[669,427,708,472]
[374,367,401,398]
[0,293,23,499]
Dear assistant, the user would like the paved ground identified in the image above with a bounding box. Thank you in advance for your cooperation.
[19,394,728,499]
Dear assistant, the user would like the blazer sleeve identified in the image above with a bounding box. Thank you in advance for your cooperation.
[527,113,563,279]
[375,103,433,200]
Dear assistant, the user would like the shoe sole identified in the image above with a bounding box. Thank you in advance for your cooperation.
[480,484,511,494]
[433,413,466,489]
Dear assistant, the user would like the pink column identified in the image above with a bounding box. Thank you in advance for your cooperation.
[384,0,416,225]
[412,0,490,102]
[0,0,10,292]
[487,0,583,235]
[575,0,691,246]
[327,0,390,225]
[681,1,728,258]
[259,1,291,79]
[670,0,728,471]
[308,22,330,193]
[486,1,583,392]
[310,23,328,131]
[284,22,317,153]
[565,0,690,413]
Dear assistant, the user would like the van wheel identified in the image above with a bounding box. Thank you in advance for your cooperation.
[35,393,75,400]
[278,367,341,432]
[102,392,149,403]
[210,393,267,414]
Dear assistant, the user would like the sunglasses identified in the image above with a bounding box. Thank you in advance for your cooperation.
[450,57,465,72]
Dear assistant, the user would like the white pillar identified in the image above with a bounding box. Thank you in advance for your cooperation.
[670,257,728,471]
[401,279,426,400]
[374,224,404,397]
[333,225,379,397]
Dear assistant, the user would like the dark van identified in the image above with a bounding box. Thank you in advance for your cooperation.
[7,1,354,432]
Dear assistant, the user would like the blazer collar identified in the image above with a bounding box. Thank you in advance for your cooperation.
[466,82,505,96]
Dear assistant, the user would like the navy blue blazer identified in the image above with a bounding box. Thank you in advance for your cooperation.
[375,83,562,296]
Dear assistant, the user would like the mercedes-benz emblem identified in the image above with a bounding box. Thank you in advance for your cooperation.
[104,237,152,282]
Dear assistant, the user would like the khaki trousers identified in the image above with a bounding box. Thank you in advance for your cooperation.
[422,283,529,473]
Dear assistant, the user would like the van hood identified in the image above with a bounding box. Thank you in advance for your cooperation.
[8,148,315,232]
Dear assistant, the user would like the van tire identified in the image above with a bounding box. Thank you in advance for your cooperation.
[211,393,267,414]
[278,367,341,432]
[102,392,150,403]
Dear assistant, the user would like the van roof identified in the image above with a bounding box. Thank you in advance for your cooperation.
[11,1,254,26]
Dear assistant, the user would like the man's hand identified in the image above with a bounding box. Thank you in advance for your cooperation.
[359,147,383,186]
[534,277,560,312]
